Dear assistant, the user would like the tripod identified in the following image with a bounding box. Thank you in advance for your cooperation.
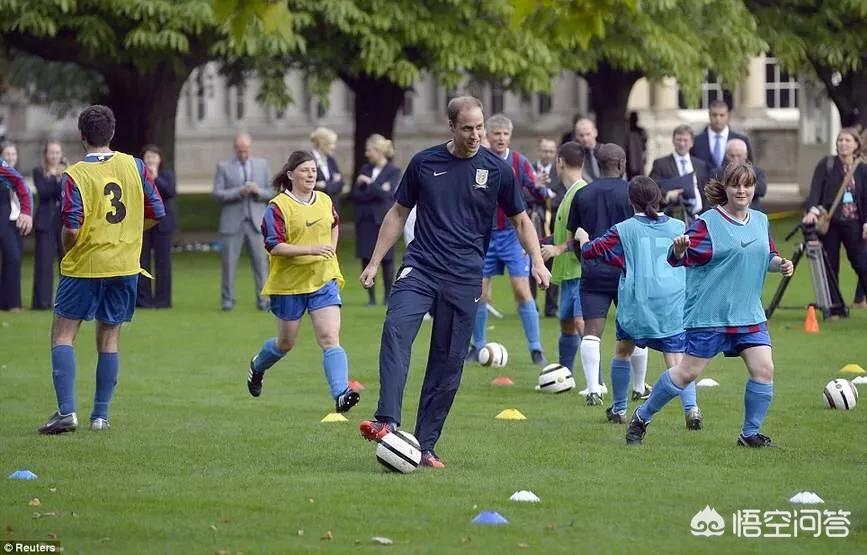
[765,223,849,320]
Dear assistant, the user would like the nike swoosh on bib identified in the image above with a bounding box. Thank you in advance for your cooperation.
[740,239,758,248]
[433,171,447,176]
[306,219,322,227]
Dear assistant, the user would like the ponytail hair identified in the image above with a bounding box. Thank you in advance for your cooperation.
[628,176,662,219]
[704,162,756,206]
[272,150,315,192]
[366,133,395,159]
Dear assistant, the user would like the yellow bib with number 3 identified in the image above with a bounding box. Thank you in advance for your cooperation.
[61,152,145,278]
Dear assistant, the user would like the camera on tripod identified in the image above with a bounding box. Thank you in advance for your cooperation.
[766,222,849,320]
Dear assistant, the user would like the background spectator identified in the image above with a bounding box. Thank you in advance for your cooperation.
[138,144,177,309]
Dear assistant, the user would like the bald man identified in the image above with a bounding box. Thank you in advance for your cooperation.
[213,133,273,311]
[710,138,767,211]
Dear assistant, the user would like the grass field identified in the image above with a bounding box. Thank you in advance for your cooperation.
[1,218,866,554]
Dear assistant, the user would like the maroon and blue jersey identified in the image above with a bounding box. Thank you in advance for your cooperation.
[493,149,543,230]
[0,160,33,216]
[396,143,526,283]
[61,153,164,229]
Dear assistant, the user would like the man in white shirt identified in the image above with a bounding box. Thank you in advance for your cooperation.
[649,125,710,220]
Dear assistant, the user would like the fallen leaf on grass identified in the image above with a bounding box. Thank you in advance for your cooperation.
[98,537,111,543]
[210,525,218,532]
[518,543,529,549]
[29,498,40,507]
[296,530,304,536]
[371,536,393,545]
[47,533,57,540]
[320,531,333,541]
[5,523,14,532]
[48,488,57,493]
[307,498,315,504]
[215,551,231,555]
[460,537,471,544]
[545,523,556,531]
[32,512,56,519]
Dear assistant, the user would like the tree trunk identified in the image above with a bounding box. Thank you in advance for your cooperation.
[584,63,642,149]
[341,74,407,178]
[102,65,192,171]
[812,59,867,129]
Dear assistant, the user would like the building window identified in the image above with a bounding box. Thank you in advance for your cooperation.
[235,84,246,120]
[537,93,552,115]
[195,69,207,121]
[678,72,734,109]
[765,56,799,108]
[490,82,504,115]
[402,91,414,116]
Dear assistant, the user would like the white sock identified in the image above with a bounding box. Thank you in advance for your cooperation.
[631,346,648,393]
[580,335,601,394]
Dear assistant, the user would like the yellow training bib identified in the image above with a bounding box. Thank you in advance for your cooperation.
[261,191,345,295]
[61,152,145,278]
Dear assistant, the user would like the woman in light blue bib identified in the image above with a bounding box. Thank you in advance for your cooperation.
[625,164,793,448]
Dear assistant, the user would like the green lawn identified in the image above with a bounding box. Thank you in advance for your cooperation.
[1,219,866,554]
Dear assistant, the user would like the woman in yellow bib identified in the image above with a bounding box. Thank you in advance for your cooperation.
[246,151,359,413]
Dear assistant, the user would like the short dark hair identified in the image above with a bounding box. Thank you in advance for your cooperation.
[672,124,694,139]
[272,150,315,191]
[597,143,626,175]
[708,99,729,112]
[447,96,483,124]
[557,141,585,168]
[78,105,115,147]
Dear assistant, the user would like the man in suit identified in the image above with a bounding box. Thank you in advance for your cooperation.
[533,137,562,317]
[691,99,753,171]
[575,118,601,183]
[710,138,768,212]
[213,132,272,311]
[650,124,711,220]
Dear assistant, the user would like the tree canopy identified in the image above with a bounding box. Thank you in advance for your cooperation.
[749,0,867,127]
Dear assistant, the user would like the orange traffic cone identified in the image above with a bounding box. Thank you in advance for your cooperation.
[804,306,820,334]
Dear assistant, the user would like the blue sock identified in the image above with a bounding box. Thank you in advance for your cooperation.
[680,380,698,412]
[252,337,287,373]
[742,379,774,437]
[92,352,119,421]
[51,345,76,415]
[518,300,542,352]
[323,346,349,399]
[473,303,488,349]
[558,333,580,370]
[611,359,631,413]
[636,370,683,422]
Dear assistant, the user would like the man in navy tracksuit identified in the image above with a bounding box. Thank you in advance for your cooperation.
[359,96,551,468]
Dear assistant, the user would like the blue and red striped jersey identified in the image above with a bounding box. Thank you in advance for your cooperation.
[0,160,33,216]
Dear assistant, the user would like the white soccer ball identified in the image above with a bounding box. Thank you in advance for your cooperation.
[478,342,508,368]
[823,379,858,410]
[376,431,422,474]
[536,363,576,393]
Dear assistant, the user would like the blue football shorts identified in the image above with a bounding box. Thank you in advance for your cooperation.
[54,274,139,325]
[615,321,687,353]
[558,277,583,320]
[685,329,772,358]
[579,285,618,319]
[483,228,530,278]
[270,280,342,321]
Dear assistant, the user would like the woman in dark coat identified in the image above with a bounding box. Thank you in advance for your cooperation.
[137,144,176,308]
[801,127,867,308]
[31,140,66,309]
[351,134,401,306]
